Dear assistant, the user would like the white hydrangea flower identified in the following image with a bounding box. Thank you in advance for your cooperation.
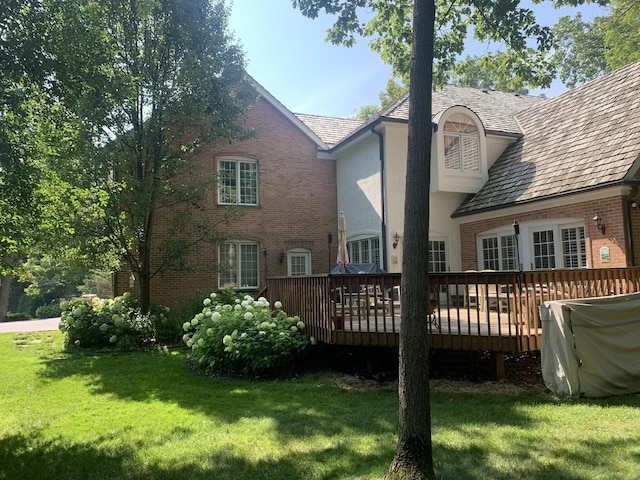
[191,318,199,326]
[310,337,317,345]
[212,311,221,321]
[109,335,117,343]
[244,312,253,320]
[182,321,191,331]
[274,301,282,309]
[297,321,305,330]
[234,304,242,311]
[203,298,211,306]
[223,335,232,346]
[290,326,298,332]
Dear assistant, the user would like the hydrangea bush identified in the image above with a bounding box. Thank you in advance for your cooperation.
[58,292,168,351]
[183,293,316,376]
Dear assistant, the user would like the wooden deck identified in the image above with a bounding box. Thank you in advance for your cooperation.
[267,268,640,355]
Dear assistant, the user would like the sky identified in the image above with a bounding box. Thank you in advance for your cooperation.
[228,1,610,118]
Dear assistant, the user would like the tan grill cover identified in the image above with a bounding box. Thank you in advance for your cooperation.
[540,293,640,397]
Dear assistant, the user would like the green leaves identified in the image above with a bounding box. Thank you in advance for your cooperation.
[183,293,313,376]
[291,0,599,90]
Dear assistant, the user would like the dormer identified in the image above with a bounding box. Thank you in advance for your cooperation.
[432,106,488,193]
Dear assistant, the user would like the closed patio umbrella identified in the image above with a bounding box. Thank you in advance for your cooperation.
[337,211,349,273]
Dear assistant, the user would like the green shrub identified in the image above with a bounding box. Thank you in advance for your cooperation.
[183,293,315,376]
[6,312,31,322]
[58,293,164,351]
[156,294,208,345]
[35,302,62,319]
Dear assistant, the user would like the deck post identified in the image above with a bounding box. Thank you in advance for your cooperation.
[490,352,505,380]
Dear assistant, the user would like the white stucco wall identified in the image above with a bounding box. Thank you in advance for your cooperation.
[335,134,383,244]
[334,120,518,273]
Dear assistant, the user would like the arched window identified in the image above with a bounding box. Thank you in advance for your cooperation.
[443,113,480,172]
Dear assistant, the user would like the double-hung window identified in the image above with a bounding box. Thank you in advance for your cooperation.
[218,242,259,289]
[218,157,258,205]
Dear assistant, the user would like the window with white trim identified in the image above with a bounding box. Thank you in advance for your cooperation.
[347,237,380,267]
[218,242,259,289]
[444,113,480,172]
[218,157,258,205]
[428,240,447,272]
[287,249,311,276]
[480,234,517,270]
[561,226,586,268]
[533,229,556,269]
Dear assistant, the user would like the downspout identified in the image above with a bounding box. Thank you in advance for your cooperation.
[625,185,638,266]
[372,124,388,271]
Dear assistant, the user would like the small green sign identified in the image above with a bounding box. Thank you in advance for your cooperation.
[600,246,610,263]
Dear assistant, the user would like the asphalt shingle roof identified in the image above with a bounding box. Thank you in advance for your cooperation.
[454,61,640,216]
[380,84,545,135]
[295,113,362,148]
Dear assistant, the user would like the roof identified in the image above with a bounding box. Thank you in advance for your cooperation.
[379,84,545,135]
[454,61,640,216]
[295,113,362,148]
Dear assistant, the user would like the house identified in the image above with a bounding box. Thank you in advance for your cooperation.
[116,62,640,309]
[309,61,640,277]
[114,79,356,307]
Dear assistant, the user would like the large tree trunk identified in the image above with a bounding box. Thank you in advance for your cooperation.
[385,0,436,479]
[0,274,11,322]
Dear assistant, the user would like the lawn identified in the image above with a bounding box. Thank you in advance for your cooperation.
[2,332,640,479]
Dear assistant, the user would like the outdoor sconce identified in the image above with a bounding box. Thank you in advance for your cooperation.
[593,213,605,235]
[129,273,135,287]
[512,220,520,236]
[327,232,332,245]
[392,232,400,249]
[279,252,285,264]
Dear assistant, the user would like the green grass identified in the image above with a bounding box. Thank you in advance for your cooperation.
[2,332,640,479]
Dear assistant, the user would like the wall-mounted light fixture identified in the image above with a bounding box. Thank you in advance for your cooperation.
[279,252,285,264]
[129,273,135,288]
[392,232,400,249]
[593,213,606,235]
[512,220,520,236]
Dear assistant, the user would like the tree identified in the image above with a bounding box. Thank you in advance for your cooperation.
[451,53,530,94]
[355,78,409,120]
[38,0,256,312]
[0,0,78,320]
[292,0,594,477]
[552,0,640,88]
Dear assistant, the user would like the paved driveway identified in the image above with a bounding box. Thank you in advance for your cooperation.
[0,317,61,333]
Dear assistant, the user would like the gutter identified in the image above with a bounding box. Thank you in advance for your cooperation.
[451,180,639,218]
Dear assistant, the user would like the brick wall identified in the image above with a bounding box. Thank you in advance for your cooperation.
[460,196,631,270]
[115,96,338,307]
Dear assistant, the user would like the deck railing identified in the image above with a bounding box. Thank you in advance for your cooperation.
[266,268,640,353]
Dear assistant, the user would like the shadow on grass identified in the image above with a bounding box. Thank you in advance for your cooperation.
[3,427,640,480]
[0,430,395,480]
